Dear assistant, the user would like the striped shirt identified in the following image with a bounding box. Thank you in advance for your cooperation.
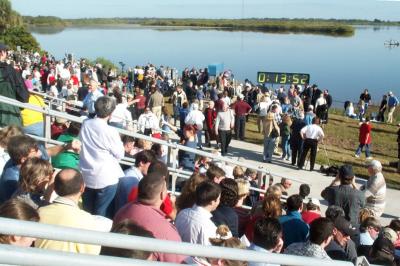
[364,172,386,217]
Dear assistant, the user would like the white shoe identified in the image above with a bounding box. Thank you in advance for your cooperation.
[354,154,360,158]
[366,156,373,160]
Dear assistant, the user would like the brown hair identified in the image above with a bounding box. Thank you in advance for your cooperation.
[176,173,207,212]
[265,184,282,199]
[19,158,53,194]
[0,126,23,148]
[0,199,40,244]
[261,195,282,218]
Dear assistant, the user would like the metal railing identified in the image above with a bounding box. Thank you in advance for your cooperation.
[0,218,352,266]
[21,132,263,210]
[0,94,305,185]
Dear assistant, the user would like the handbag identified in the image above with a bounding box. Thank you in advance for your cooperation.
[270,127,279,138]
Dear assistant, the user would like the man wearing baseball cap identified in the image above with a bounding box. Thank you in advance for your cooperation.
[321,165,365,226]
[325,216,357,262]
[0,43,29,127]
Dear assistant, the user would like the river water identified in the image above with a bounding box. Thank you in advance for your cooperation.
[31,25,400,103]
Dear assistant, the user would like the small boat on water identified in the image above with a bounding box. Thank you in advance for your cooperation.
[384,39,400,46]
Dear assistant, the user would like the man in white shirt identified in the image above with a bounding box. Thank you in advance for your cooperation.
[175,181,221,245]
[298,117,324,171]
[361,160,386,217]
[79,96,125,217]
[137,107,159,135]
[185,103,205,148]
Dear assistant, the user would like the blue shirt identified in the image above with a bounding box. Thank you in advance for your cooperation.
[279,211,309,248]
[248,243,280,266]
[388,95,399,107]
[0,160,20,203]
[114,167,143,212]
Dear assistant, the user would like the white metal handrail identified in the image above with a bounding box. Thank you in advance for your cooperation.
[22,132,264,209]
[0,218,351,266]
[0,244,180,266]
[0,95,305,184]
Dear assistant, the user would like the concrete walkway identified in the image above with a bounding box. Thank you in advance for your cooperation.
[205,138,399,225]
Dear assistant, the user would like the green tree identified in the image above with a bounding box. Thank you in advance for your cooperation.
[0,0,40,51]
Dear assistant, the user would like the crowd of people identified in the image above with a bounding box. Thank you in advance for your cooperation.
[0,43,399,265]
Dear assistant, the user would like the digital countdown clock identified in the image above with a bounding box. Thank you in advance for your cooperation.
[257,72,310,85]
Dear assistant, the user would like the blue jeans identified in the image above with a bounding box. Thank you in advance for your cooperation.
[196,130,203,147]
[23,122,49,160]
[82,184,118,218]
[281,135,291,159]
[23,122,44,137]
[263,136,277,162]
[355,144,371,157]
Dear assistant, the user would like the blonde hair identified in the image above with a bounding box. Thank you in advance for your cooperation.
[232,166,244,179]
[282,114,292,126]
[0,126,23,148]
[236,179,250,198]
[19,157,53,194]
[265,184,282,199]
[359,208,376,225]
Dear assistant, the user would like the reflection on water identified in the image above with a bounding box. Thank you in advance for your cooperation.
[32,26,400,102]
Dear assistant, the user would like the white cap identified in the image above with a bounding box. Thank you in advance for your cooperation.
[306,198,321,207]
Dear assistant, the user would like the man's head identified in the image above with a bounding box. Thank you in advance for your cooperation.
[280,178,292,190]
[195,181,221,211]
[7,135,41,165]
[134,150,156,175]
[360,217,381,240]
[325,205,345,221]
[54,168,85,198]
[253,217,283,252]
[95,96,116,118]
[138,172,167,207]
[332,217,356,247]
[286,194,303,213]
[299,184,310,199]
[367,160,382,176]
[309,218,334,248]
[206,164,226,184]
[100,219,155,260]
[312,117,320,125]
[338,164,354,185]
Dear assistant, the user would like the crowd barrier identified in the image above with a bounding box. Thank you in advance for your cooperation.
[0,218,352,266]
[0,94,306,186]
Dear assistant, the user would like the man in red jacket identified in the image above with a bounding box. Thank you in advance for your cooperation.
[355,117,372,159]
[234,94,252,141]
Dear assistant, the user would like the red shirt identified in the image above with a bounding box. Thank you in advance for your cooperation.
[359,122,372,144]
[301,211,321,225]
[71,75,79,86]
[205,108,217,129]
[114,202,186,263]
[128,186,173,218]
[135,95,146,110]
[234,100,252,116]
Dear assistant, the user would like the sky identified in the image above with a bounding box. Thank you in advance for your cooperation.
[10,0,400,21]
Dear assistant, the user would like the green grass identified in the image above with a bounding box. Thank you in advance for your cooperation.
[245,108,400,189]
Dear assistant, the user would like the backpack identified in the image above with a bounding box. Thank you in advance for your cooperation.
[0,66,23,127]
